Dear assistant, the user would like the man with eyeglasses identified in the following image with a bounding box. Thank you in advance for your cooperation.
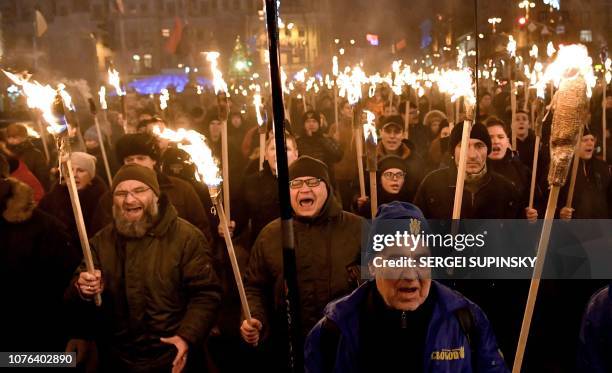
[91,133,212,243]
[240,156,362,370]
[67,164,222,372]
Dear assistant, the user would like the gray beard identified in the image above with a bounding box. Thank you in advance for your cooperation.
[112,198,159,238]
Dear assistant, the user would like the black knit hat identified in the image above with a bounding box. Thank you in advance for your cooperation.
[289,156,330,187]
[450,122,492,155]
[115,133,161,162]
[377,155,407,173]
[111,164,160,196]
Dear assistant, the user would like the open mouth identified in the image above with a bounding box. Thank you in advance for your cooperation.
[298,197,315,208]
[492,145,501,152]
[124,206,143,215]
[398,286,418,294]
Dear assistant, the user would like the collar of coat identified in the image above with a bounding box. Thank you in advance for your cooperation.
[442,164,492,190]
[322,280,470,343]
[377,142,412,160]
[1,177,35,223]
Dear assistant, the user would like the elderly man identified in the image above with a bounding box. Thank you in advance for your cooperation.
[92,133,212,241]
[305,202,508,372]
[67,164,221,372]
[240,156,362,369]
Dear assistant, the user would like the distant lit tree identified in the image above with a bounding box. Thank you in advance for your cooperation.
[229,35,252,79]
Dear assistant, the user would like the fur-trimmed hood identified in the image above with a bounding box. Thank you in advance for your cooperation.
[1,177,35,223]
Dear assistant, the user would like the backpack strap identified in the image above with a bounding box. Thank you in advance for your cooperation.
[455,306,480,371]
[319,317,341,373]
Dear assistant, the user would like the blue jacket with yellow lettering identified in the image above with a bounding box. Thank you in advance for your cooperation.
[305,280,508,373]
[578,285,612,373]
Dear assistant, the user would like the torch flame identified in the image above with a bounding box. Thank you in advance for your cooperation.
[535,44,596,98]
[438,69,476,106]
[253,86,264,127]
[362,110,377,145]
[160,88,169,111]
[2,70,66,134]
[98,86,107,110]
[332,56,339,77]
[153,126,222,187]
[108,68,125,96]
[547,42,556,58]
[205,52,229,95]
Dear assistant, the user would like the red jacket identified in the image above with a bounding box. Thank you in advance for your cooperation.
[10,160,45,204]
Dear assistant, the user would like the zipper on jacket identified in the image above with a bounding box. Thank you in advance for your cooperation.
[401,311,408,329]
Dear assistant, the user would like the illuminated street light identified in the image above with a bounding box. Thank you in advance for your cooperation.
[488,17,502,33]
[518,0,535,19]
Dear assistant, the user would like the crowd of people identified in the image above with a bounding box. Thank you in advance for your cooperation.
[1,80,611,372]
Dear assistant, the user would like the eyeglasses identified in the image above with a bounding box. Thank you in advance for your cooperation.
[382,171,405,180]
[289,178,322,189]
[113,187,151,199]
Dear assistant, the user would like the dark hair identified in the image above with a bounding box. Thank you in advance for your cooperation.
[398,100,417,115]
[484,116,510,137]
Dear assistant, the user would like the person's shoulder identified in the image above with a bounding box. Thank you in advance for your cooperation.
[421,167,451,186]
[167,174,193,189]
[584,285,612,317]
[258,217,282,237]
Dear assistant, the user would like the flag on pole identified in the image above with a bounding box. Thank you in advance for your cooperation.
[35,10,47,37]
[164,17,184,55]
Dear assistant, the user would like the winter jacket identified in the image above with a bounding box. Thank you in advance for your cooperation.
[91,171,212,243]
[0,178,80,352]
[414,165,522,219]
[38,176,108,239]
[245,193,362,341]
[305,280,508,373]
[8,140,50,191]
[558,157,611,219]
[297,132,344,184]
[578,285,612,373]
[9,159,45,203]
[67,195,222,370]
[488,149,537,210]
[516,130,536,171]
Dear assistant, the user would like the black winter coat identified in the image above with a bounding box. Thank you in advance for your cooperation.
[66,195,222,371]
[414,165,522,219]
[558,157,611,218]
[0,178,80,352]
[38,176,109,239]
